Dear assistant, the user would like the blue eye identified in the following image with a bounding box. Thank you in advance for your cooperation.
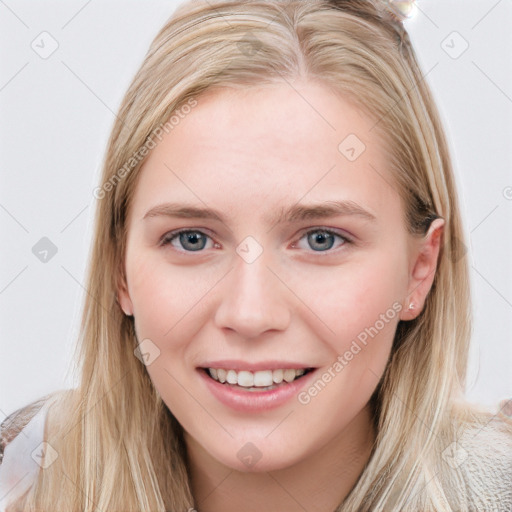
[297,229,350,252]
[160,229,213,252]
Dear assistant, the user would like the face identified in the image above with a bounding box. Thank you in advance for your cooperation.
[118,80,442,473]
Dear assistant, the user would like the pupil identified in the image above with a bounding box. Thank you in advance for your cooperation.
[180,232,206,251]
[309,231,334,251]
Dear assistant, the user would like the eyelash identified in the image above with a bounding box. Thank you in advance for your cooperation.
[159,227,353,255]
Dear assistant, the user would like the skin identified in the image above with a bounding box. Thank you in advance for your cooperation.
[118,80,444,512]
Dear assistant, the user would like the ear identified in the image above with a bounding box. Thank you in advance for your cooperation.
[400,218,445,321]
[117,267,134,317]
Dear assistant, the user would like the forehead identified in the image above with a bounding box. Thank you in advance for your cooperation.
[130,80,401,224]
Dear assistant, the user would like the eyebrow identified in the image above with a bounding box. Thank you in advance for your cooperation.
[142,200,377,225]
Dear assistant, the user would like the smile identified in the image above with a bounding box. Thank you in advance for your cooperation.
[206,367,311,390]
[198,364,317,412]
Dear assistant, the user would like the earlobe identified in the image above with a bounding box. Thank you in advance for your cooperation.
[400,218,445,321]
[118,293,134,317]
[117,272,134,317]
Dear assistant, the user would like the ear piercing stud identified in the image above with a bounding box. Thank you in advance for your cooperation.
[408,302,415,310]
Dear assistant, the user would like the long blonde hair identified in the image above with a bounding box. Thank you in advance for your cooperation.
[14,1,505,510]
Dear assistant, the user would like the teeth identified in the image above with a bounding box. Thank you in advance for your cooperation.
[226,370,238,384]
[283,369,296,382]
[253,370,273,387]
[207,367,308,388]
[273,369,283,384]
[238,371,254,387]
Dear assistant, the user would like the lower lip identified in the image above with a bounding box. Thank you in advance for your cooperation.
[198,368,317,412]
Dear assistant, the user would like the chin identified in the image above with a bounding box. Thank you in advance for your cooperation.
[208,441,306,474]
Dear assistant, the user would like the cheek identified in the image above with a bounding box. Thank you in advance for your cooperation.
[126,256,210,414]
[129,261,176,337]
[293,258,405,419]
[295,250,407,362]
[127,254,211,338]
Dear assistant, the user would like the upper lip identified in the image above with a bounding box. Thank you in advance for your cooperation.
[198,360,316,372]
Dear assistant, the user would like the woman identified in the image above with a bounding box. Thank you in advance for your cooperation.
[1,0,511,510]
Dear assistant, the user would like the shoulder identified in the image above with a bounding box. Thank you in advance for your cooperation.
[0,395,50,465]
[498,397,512,422]
[459,401,512,468]
[0,392,65,510]
[450,398,512,510]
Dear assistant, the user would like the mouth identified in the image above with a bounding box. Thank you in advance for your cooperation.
[197,360,319,412]
[200,367,316,392]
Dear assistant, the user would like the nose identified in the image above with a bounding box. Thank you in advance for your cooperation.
[213,250,291,340]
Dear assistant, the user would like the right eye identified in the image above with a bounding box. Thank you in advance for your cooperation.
[160,229,216,252]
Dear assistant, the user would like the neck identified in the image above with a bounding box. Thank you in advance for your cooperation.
[185,404,376,512]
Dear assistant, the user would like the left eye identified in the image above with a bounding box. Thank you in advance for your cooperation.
[294,229,350,252]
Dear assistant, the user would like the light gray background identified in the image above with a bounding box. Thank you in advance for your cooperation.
[1,0,511,419]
